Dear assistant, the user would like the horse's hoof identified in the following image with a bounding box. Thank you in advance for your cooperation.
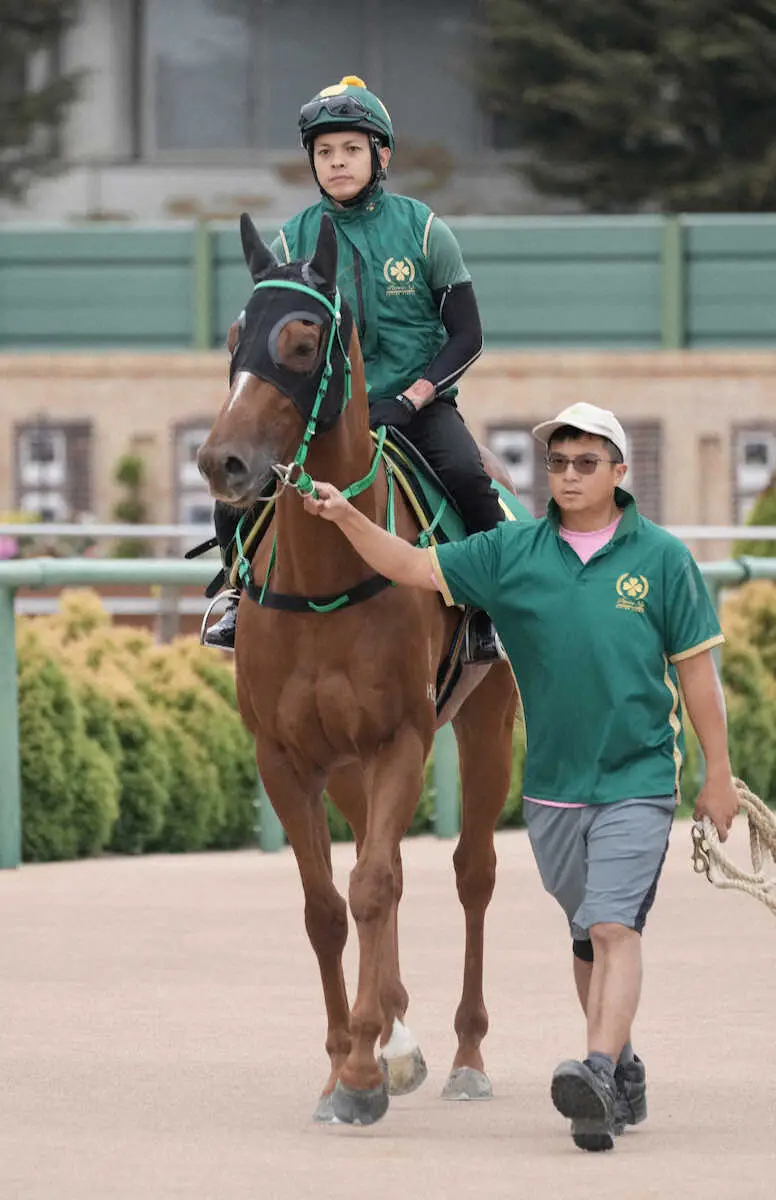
[312,1092,341,1123]
[441,1067,493,1101]
[379,1046,428,1096]
[331,1079,390,1125]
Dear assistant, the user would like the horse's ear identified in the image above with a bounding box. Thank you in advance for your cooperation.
[308,215,338,293]
[240,212,276,282]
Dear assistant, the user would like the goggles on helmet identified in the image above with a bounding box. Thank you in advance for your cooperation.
[299,94,380,129]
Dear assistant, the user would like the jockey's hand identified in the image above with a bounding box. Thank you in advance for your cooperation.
[302,481,350,523]
[369,393,417,431]
[694,773,740,842]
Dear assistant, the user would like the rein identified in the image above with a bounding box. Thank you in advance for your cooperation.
[232,279,394,613]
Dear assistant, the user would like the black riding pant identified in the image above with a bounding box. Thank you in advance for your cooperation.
[402,397,503,534]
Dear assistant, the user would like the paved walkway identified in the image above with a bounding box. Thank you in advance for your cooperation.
[1,821,774,1199]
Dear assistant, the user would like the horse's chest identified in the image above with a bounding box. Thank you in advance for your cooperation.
[256,656,420,763]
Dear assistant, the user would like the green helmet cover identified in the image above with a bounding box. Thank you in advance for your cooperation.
[299,75,395,152]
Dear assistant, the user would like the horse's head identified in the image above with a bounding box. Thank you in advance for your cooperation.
[197,213,353,506]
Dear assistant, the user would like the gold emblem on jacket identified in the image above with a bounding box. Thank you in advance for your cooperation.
[383,257,416,295]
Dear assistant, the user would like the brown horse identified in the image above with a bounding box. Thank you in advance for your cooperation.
[197,213,519,1126]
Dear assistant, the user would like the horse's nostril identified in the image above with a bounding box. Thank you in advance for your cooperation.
[224,454,249,480]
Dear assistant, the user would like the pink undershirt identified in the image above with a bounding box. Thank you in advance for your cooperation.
[525,513,623,809]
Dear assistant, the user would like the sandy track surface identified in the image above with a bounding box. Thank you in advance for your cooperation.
[1,821,774,1199]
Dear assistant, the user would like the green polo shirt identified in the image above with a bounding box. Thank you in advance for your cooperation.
[430,490,723,805]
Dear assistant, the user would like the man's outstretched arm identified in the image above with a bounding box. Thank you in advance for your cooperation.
[303,481,440,591]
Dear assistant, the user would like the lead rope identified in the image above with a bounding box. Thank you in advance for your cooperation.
[691,779,776,917]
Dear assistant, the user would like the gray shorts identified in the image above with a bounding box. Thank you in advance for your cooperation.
[523,795,675,941]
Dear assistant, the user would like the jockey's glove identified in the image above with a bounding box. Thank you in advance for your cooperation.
[368,393,417,430]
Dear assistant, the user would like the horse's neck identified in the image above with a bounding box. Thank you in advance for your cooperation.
[273,399,382,595]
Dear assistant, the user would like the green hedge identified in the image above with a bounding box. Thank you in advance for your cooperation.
[734,477,776,558]
[17,592,257,861]
[15,583,776,861]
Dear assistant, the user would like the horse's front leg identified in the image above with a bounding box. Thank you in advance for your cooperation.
[257,750,351,1123]
[376,845,428,1096]
[328,765,426,1098]
[331,727,427,1126]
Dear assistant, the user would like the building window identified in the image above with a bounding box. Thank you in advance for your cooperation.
[174,423,213,524]
[141,0,485,157]
[486,421,662,522]
[624,422,662,524]
[14,422,92,519]
[18,428,67,487]
[734,428,776,522]
[487,429,536,513]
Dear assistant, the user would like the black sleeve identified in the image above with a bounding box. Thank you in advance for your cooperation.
[422,281,483,396]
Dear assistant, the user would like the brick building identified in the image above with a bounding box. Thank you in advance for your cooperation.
[1,351,774,558]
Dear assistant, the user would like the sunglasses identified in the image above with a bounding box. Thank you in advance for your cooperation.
[545,453,618,475]
[299,95,373,127]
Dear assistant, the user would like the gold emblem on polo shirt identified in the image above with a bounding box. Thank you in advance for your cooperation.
[616,573,649,613]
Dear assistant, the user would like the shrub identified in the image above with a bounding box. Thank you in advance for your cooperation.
[109,695,171,854]
[111,451,150,557]
[18,643,82,861]
[72,738,121,857]
[79,682,122,766]
[147,720,222,854]
[17,627,120,861]
[17,575,776,866]
[720,628,776,807]
[734,476,776,559]
[723,581,776,678]
[135,644,257,849]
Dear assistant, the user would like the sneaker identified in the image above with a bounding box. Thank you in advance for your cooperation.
[551,1058,616,1152]
[203,596,238,650]
[463,609,505,664]
[613,1056,647,1135]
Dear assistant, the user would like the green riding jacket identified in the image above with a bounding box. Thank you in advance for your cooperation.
[270,188,470,404]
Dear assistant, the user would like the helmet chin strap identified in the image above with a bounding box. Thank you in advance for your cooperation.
[309,135,386,209]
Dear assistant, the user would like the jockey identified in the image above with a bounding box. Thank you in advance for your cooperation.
[206,75,504,657]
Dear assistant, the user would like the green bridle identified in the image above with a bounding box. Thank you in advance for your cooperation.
[232,278,391,610]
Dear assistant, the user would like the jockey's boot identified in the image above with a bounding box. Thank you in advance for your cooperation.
[202,497,270,650]
[463,608,505,664]
[203,499,245,651]
[203,592,239,651]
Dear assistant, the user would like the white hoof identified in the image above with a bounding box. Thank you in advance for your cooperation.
[441,1067,493,1101]
[378,1018,429,1096]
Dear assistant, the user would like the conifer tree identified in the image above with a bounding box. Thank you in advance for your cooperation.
[478,0,776,211]
[0,2,81,201]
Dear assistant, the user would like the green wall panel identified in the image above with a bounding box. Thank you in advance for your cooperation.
[684,217,776,346]
[0,227,194,349]
[0,216,774,351]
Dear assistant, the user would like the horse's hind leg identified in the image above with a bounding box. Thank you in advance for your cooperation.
[328,765,428,1098]
[442,663,517,1101]
[256,751,351,1123]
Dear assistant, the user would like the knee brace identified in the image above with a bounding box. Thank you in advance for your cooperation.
[573,938,594,963]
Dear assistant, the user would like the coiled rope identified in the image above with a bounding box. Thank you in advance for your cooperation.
[691,779,776,917]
